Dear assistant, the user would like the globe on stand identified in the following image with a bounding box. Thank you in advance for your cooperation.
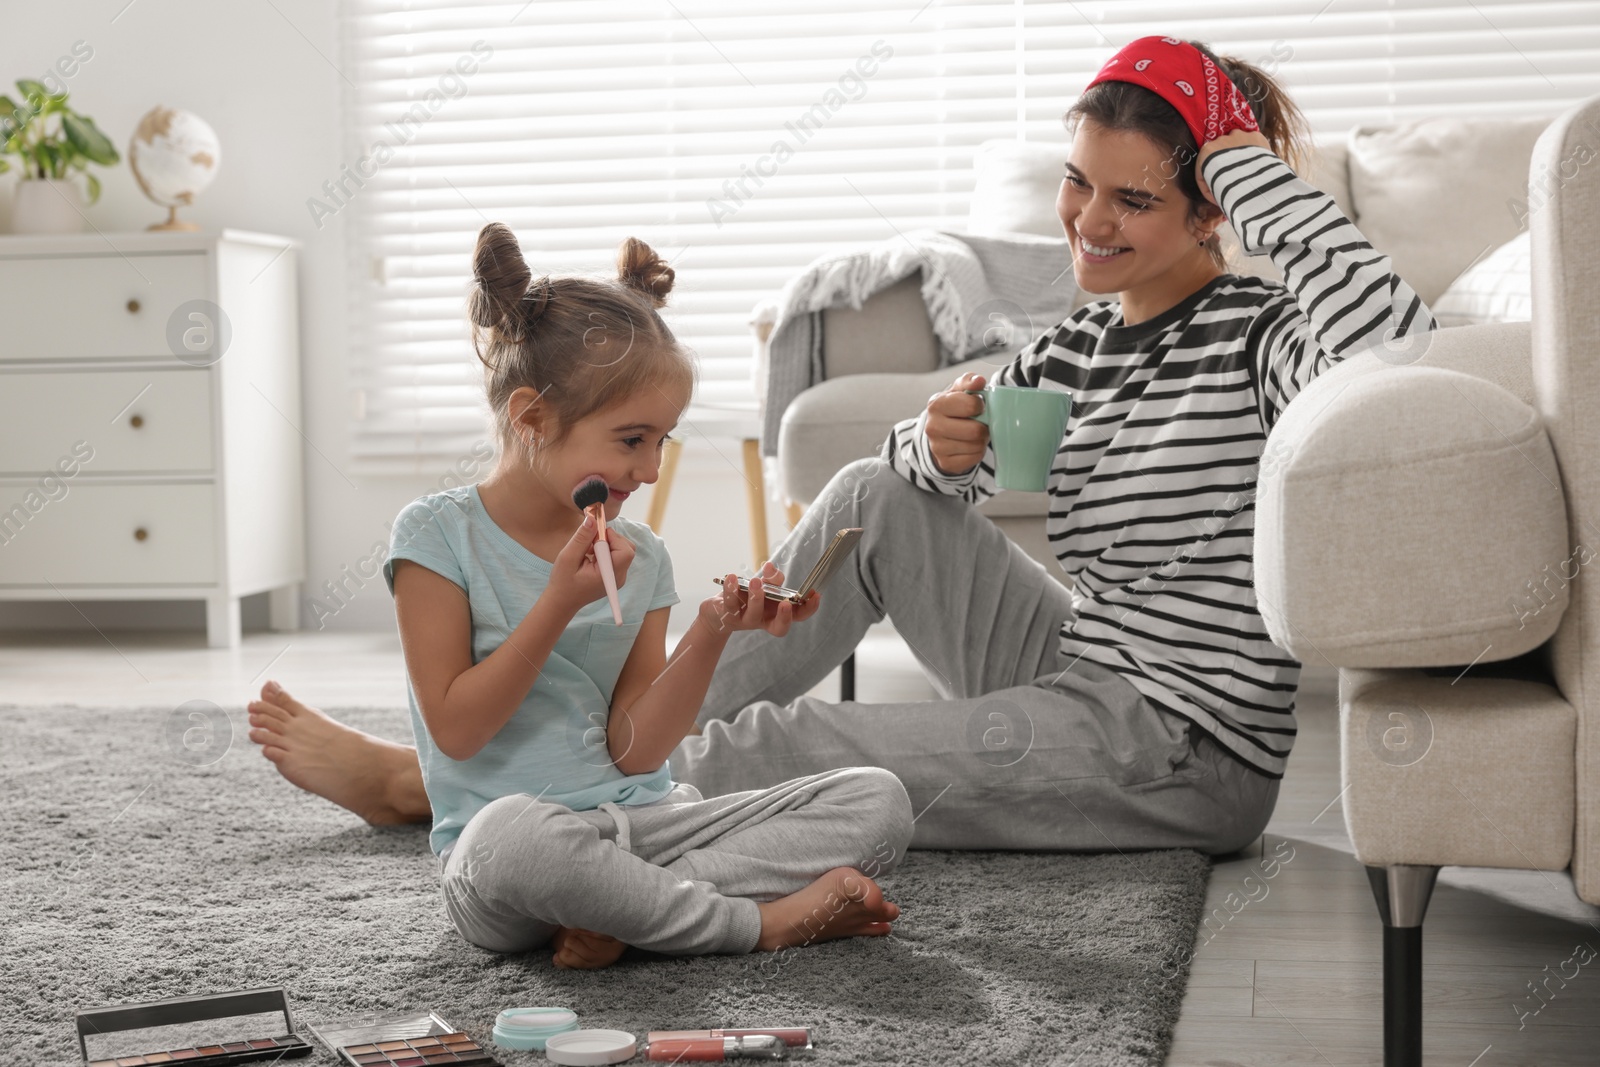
[128,106,220,232]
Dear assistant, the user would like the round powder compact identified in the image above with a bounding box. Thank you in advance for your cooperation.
[543,1028,638,1066]
[492,1007,579,1051]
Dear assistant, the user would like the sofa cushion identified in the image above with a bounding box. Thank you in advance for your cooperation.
[968,140,1067,241]
[1254,355,1569,668]
[1345,115,1549,306]
[1432,230,1533,327]
[966,141,1101,316]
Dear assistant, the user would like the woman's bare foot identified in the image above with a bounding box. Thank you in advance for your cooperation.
[754,867,900,952]
[246,680,431,826]
[550,926,627,969]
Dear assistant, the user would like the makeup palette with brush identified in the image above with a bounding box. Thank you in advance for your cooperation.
[75,986,312,1067]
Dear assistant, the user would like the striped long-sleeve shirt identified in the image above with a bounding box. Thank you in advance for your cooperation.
[880,144,1434,779]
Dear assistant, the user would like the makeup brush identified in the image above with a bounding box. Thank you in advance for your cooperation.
[572,474,623,624]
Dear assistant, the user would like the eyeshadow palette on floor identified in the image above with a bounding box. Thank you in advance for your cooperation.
[75,987,313,1067]
[309,1009,502,1067]
[87,1034,311,1066]
[337,1032,500,1067]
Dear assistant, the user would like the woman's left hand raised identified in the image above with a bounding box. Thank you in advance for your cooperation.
[1195,129,1273,208]
[700,559,823,638]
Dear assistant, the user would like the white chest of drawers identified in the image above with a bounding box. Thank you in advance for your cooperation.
[0,230,305,647]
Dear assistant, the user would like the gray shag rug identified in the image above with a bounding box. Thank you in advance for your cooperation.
[1,705,1213,1067]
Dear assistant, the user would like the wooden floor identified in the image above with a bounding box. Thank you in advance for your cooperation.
[6,622,1600,1065]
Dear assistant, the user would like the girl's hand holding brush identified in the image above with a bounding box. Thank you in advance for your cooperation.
[546,510,635,619]
[699,560,822,638]
[569,474,629,623]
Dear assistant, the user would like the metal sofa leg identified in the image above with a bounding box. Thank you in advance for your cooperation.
[1365,864,1440,1067]
[840,651,855,701]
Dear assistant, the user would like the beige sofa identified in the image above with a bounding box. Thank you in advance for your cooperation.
[759,97,1594,1067]
[1252,94,1599,1066]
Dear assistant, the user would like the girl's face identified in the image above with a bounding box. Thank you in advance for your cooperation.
[515,383,690,521]
[1056,118,1221,298]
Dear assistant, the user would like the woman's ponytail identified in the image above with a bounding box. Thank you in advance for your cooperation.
[1198,42,1312,179]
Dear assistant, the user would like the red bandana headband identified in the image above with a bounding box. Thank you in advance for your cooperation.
[1083,36,1259,148]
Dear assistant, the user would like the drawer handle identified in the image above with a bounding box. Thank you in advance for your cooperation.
[129,414,144,429]
[133,527,149,542]
[127,299,141,314]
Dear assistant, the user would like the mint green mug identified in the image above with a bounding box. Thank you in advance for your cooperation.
[970,384,1072,492]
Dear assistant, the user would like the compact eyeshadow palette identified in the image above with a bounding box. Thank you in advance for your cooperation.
[85,1035,306,1066]
[308,1009,503,1067]
[336,1031,498,1067]
[75,987,312,1067]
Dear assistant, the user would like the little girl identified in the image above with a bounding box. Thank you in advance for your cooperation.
[381,223,913,968]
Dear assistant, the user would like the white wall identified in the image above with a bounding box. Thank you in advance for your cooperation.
[0,1,785,637]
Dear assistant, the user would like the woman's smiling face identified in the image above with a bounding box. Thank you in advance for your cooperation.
[1056,118,1219,299]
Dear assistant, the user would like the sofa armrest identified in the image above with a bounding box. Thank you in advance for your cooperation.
[1418,320,1534,406]
[1254,353,1569,669]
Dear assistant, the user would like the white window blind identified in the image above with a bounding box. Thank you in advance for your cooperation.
[338,0,1600,472]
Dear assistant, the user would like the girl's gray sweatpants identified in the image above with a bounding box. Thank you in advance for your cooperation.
[439,766,913,957]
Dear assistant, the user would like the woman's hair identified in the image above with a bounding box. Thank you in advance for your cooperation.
[467,223,697,461]
[1063,39,1311,271]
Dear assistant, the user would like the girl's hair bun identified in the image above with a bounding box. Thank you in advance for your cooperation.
[616,236,674,308]
[469,222,545,340]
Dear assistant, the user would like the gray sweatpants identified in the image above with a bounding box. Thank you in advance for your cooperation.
[439,766,913,957]
[669,456,1281,856]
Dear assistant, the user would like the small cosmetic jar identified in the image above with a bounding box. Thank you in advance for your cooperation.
[545,1029,639,1066]
[492,1007,579,1050]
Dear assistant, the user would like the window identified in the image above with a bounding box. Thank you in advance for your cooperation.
[338,0,1600,471]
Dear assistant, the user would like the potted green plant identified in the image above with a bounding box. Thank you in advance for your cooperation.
[0,79,119,234]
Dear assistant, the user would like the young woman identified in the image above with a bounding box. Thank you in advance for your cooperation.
[249,36,1431,861]
[304,221,914,970]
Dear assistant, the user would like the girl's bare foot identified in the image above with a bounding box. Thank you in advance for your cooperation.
[754,867,900,952]
[550,926,627,969]
[246,680,430,826]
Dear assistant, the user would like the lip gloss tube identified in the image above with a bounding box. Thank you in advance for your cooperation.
[644,1034,787,1061]
[647,1028,812,1050]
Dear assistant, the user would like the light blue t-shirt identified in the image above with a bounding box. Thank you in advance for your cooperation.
[382,483,681,860]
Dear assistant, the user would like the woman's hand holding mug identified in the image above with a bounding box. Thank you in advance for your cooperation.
[925,371,990,476]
